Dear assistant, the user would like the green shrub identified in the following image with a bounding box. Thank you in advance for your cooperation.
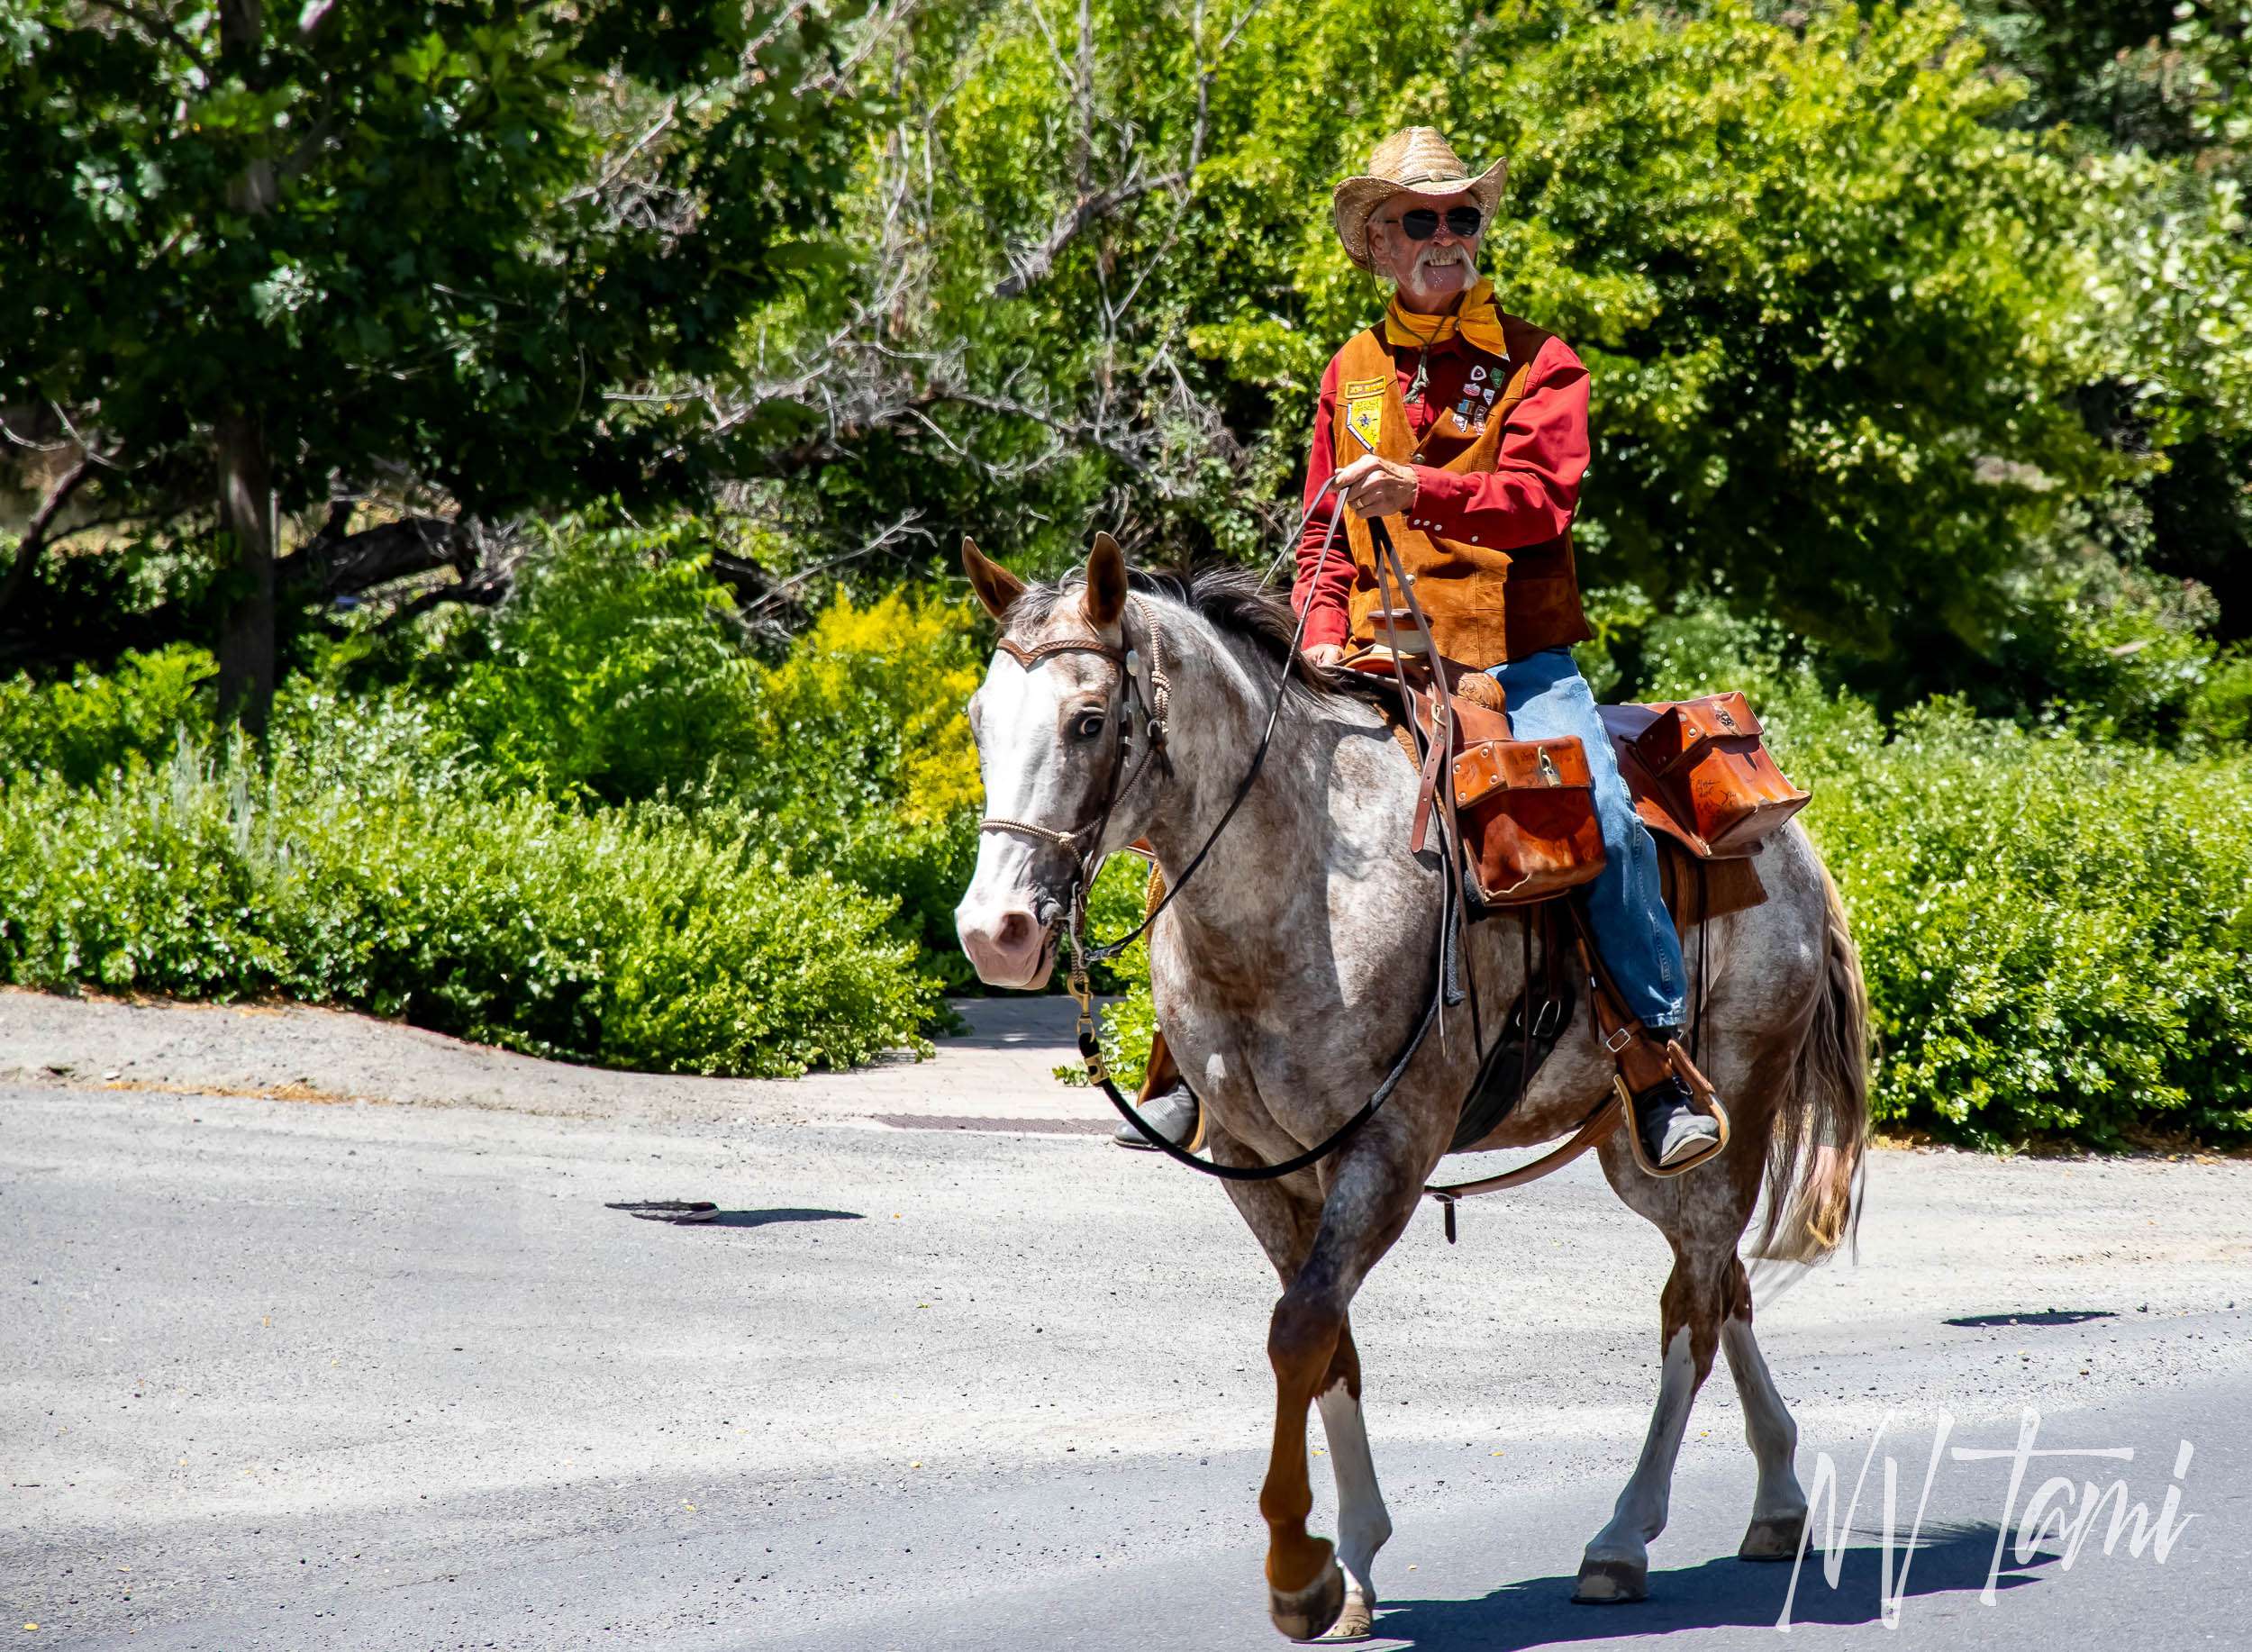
[0,645,217,785]
[740,587,990,977]
[440,515,760,806]
[1803,702,2252,1144]
[0,704,936,1077]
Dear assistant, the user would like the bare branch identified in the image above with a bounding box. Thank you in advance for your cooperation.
[0,458,95,616]
[375,572,512,634]
[991,170,1183,300]
[738,510,930,621]
[86,1,212,68]
[561,100,679,207]
[797,0,922,98]
[743,0,815,65]
[277,514,475,600]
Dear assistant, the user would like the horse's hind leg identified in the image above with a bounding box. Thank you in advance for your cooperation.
[1720,1258,1809,1559]
[1574,1243,1723,1602]
[1314,1316,1390,1638]
[1574,1136,1748,1604]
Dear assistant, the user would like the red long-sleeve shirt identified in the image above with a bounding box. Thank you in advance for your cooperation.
[1292,330,1592,649]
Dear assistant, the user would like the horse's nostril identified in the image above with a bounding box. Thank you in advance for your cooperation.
[995,911,1033,949]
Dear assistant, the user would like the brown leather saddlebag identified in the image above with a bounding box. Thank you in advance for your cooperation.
[1447,730,1607,905]
[1626,692,1809,857]
[1351,649,1609,908]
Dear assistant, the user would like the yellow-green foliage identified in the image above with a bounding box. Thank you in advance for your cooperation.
[749,588,985,830]
[741,588,988,982]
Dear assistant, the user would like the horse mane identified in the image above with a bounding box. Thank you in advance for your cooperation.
[1010,562,1365,704]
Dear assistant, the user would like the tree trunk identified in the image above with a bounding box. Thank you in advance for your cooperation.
[214,0,276,736]
[214,410,277,737]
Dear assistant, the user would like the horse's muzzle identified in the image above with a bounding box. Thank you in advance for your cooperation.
[956,900,1058,990]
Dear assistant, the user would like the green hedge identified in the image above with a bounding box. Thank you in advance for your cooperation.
[0,691,934,1077]
[4,532,2246,1132]
[1782,692,2252,1145]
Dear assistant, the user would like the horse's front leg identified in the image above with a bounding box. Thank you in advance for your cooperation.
[1314,1315,1389,1639]
[1238,1130,1424,1642]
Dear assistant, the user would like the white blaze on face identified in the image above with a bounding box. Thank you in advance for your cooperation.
[955,649,1079,989]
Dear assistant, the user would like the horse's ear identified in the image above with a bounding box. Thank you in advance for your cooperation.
[1083,531,1127,631]
[961,536,1024,621]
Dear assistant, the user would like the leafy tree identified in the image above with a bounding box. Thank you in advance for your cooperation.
[725,0,2247,685]
[0,0,867,726]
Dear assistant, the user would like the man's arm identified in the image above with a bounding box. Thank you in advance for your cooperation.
[1293,353,1352,651]
[1412,336,1589,547]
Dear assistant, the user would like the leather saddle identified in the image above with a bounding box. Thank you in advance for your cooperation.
[1340,647,1811,1160]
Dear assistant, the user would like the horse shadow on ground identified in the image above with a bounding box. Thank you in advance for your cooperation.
[1942,1309,2117,1328]
[605,1201,863,1230]
[1370,1522,2049,1650]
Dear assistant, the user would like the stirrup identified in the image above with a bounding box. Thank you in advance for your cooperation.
[1620,1042,1730,1179]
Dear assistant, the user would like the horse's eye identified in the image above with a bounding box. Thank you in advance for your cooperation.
[1073,713,1105,741]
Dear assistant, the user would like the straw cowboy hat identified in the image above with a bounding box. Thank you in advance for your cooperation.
[1331,127,1507,271]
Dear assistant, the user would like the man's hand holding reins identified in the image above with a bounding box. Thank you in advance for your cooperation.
[1336,453,1419,519]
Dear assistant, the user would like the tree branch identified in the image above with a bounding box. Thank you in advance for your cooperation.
[375,572,512,634]
[0,458,95,617]
[277,514,475,600]
[87,1,212,69]
[991,170,1183,299]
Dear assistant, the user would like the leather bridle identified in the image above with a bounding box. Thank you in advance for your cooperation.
[977,604,1172,878]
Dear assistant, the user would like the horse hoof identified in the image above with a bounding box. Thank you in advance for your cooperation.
[1739,1513,1807,1560]
[1317,1590,1376,1642]
[1571,1556,1648,1604]
[1269,1555,1347,1641]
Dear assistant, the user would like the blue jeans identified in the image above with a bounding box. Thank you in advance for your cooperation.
[1486,649,1684,1032]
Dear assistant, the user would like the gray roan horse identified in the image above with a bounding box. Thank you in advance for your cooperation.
[954,532,1869,1642]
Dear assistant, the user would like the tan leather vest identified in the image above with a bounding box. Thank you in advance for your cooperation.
[1331,317,1592,667]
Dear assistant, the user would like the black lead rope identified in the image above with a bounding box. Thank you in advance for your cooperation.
[1063,505,1468,1184]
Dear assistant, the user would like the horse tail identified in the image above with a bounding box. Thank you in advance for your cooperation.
[1752,857,1871,1266]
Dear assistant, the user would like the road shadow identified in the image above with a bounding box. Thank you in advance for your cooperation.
[606,1201,863,1230]
[703,1207,863,1229]
[1944,1310,2118,1328]
[1369,1522,2050,1649]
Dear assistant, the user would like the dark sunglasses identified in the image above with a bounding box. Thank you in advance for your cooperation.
[1391,205,1484,241]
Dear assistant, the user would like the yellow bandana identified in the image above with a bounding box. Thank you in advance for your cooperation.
[1384,276,1509,360]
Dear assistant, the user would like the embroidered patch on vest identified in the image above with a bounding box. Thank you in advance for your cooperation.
[1343,377,1390,399]
[1345,395,1385,451]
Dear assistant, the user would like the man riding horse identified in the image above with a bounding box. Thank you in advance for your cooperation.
[1122,125,1720,1172]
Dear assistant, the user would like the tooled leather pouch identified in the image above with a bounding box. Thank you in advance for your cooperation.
[1448,732,1607,906]
[1628,691,1809,857]
[1346,650,1608,906]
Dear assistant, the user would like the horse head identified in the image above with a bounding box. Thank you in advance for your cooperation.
[954,530,1148,989]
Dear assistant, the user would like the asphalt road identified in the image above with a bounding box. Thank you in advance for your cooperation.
[4,991,2248,1649]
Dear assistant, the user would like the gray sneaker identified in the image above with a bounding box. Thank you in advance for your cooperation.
[1633,1074,1721,1169]
[1115,1083,1200,1150]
